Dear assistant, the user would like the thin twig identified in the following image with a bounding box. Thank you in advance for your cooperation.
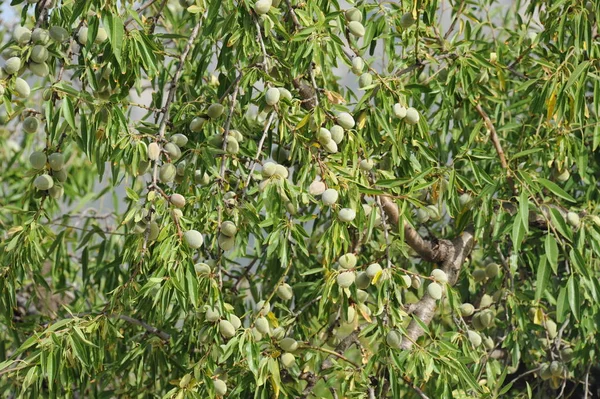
[244,112,275,190]
[118,314,170,340]
[298,345,360,368]
[218,76,241,179]
[402,376,430,399]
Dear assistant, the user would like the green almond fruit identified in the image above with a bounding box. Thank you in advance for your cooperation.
[467,330,482,347]
[471,313,484,331]
[560,347,574,362]
[265,87,280,106]
[386,330,402,348]
[479,310,494,328]
[460,303,475,317]
[255,316,270,335]
[229,314,241,330]
[337,271,356,288]
[30,45,49,63]
[14,78,31,97]
[261,161,277,177]
[485,263,499,278]
[49,26,69,43]
[194,262,211,277]
[148,221,160,241]
[225,136,239,154]
[277,87,292,101]
[189,116,206,132]
[213,379,227,396]
[170,133,188,147]
[251,327,263,341]
[32,28,50,45]
[400,12,415,29]
[77,27,88,45]
[179,374,192,388]
[356,289,369,303]
[48,185,64,199]
[338,208,356,222]
[400,274,412,287]
[170,193,186,208]
[147,142,161,161]
[351,57,364,74]
[207,103,224,119]
[194,170,210,185]
[205,307,220,322]
[4,57,21,75]
[322,188,338,206]
[458,193,472,207]
[159,163,176,182]
[218,233,235,251]
[317,127,332,145]
[176,161,186,176]
[219,319,236,338]
[256,300,270,316]
[366,263,382,279]
[411,275,421,289]
[29,151,47,169]
[280,352,295,368]
[358,72,372,88]
[271,326,285,340]
[393,103,407,119]
[479,294,493,309]
[567,211,580,228]
[550,361,562,377]
[355,272,371,289]
[430,268,448,283]
[539,363,552,380]
[29,62,49,77]
[546,319,557,339]
[254,0,272,15]
[34,174,54,190]
[405,107,420,125]
[345,8,362,22]
[359,158,374,171]
[330,125,344,144]
[14,26,32,45]
[48,152,65,171]
[164,142,181,160]
[23,116,39,134]
[348,21,365,38]
[323,139,338,153]
[336,112,355,129]
[556,169,570,182]
[54,168,68,182]
[279,337,298,352]
[95,28,108,44]
[183,230,204,249]
[483,335,494,350]
[428,282,443,300]
[472,269,487,282]
[339,253,357,269]
[276,283,293,300]
[221,221,237,237]
[416,208,430,223]
[273,164,288,178]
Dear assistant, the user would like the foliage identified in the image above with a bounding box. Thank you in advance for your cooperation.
[1,0,599,398]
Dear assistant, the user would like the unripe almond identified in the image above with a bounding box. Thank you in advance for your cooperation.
[23,116,39,134]
[277,87,292,101]
[355,272,371,289]
[194,262,211,277]
[467,330,482,347]
[405,107,420,125]
[337,271,356,288]
[277,283,293,300]
[427,282,443,300]
[179,374,192,388]
[556,169,570,182]
[479,294,493,309]
[189,117,206,132]
[183,230,204,249]
[459,193,472,207]
[14,26,32,45]
[365,263,382,279]
[317,128,332,145]
[322,188,338,206]
[351,57,364,74]
[164,142,181,160]
[256,300,270,315]
[4,57,21,75]
[213,379,227,396]
[159,163,176,182]
[359,159,374,171]
[273,164,288,179]
[323,139,338,153]
[483,336,494,350]
[539,363,552,380]
[430,268,448,283]
[386,330,402,348]
[77,27,88,45]
[29,151,47,169]
[330,125,344,144]
[279,337,298,352]
[416,208,430,223]
[176,161,187,177]
[265,87,280,106]
[393,103,407,119]
[400,274,411,287]
[54,168,68,183]
[146,143,160,161]
[29,62,49,77]
[261,161,277,177]
[399,12,415,28]
[309,180,326,195]
[32,28,50,45]
[478,309,494,328]
[280,352,295,368]
[48,152,65,171]
[567,212,580,228]
[225,135,239,154]
[34,174,54,190]
[338,208,356,222]
[49,26,69,43]
[218,233,235,251]
[345,8,362,22]
[271,326,285,340]
[411,275,421,289]
[95,28,108,44]
[254,0,272,15]
[356,289,369,303]
[30,45,48,63]
[219,319,236,338]
[472,269,487,282]
[148,221,160,241]
[14,78,31,97]
[255,316,270,335]
[221,221,237,237]
[170,193,186,208]
[170,133,188,147]
[207,103,224,119]
[348,21,365,37]
[205,307,220,322]
[336,112,355,130]
[460,303,475,317]
[194,170,210,185]
[485,262,499,278]
[228,314,241,330]
[338,253,357,269]
[546,319,557,339]
[358,72,372,88]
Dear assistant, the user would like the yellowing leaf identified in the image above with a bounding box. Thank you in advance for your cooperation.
[324,90,345,104]
[546,89,557,120]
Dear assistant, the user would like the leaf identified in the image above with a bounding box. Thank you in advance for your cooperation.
[535,255,549,301]
[567,275,581,321]
[545,234,558,273]
[102,13,125,67]
[537,178,576,202]
[61,97,76,129]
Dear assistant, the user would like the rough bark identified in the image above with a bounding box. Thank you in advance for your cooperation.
[379,196,475,349]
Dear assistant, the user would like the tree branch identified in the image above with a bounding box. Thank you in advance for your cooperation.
[118,314,171,341]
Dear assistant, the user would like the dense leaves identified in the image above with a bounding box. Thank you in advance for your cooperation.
[1,0,599,398]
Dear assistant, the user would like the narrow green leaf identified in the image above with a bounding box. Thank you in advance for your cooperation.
[102,13,125,66]
[545,234,558,273]
[535,255,549,301]
[537,178,576,202]
[567,275,581,321]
